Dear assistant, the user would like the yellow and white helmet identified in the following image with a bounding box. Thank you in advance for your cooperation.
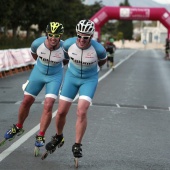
[46,22,64,35]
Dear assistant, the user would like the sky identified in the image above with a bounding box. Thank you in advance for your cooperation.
[152,0,170,4]
[83,0,170,11]
[84,0,170,4]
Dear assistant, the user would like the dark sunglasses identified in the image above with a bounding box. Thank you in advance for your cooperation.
[48,33,60,38]
[77,34,91,40]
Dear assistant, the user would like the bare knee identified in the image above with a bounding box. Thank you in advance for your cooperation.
[22,95,35,108]
[57,110,67,119]
[44,99,55,112]
[77,109,87,121]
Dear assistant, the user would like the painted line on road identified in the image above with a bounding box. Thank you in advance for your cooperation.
[144,105,147,109]
[72,102,170,112]
[116,104,120,108]
[15,101,22,104]
[0,50,137,162]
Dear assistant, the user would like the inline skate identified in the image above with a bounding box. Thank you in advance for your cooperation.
[72,143,83,168]
[0,124,24,146]
[34,135,45,156]
[41,134,64,160]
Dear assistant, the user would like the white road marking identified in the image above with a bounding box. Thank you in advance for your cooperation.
[116,104,120,108]
[0,50,137,162]
[144,105,147,109]
[15,101,22,104]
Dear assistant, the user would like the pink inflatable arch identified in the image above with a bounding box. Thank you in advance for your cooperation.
[90,6,170,40]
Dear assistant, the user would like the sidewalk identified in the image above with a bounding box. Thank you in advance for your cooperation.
[114,40,164,50]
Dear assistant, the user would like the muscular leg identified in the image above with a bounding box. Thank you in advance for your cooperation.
[17,95,35,125]
[75,99,90,143]
[39,97,55,133]
[55,99,72,135]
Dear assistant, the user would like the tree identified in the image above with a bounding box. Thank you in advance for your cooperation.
[0,0,15,36]
[0,0,102,40]
[117,0,133,40]
[84,1,103,19]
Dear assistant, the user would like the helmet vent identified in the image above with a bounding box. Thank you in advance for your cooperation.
[76,19,95,35]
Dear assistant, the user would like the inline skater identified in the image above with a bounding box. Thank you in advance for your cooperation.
[105,38,116,68]
[1,22,69,156]
[42,19,107,167]
[165,38,170,60]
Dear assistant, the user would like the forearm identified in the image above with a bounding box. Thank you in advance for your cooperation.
[63,59,69,65]
[98,59,107,67]
[31,53,38,61]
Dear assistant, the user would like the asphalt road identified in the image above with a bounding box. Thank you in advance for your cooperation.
[0,48,170,170]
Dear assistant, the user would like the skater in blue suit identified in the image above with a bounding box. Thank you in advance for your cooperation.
[45,19,107,160]
[3,22,69,155]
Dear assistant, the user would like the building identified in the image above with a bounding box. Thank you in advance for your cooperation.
[141,21,167,44]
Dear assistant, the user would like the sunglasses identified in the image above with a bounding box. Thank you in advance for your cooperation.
[48,33,60,38]
[77,34,91,40]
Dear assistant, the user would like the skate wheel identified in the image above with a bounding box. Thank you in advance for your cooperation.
[34,146,40,157]
[74,158,78,168]
[17,129,25,136]
[0,139,6,147]
[41,152,48,160]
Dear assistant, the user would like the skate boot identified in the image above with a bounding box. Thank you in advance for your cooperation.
[110,62,114,70]
[34,135,45,157]
[110,62,113,68]
[107,62,109,68]
[41,134,64,160]
[72,143,82,168]
[0,124,24,146]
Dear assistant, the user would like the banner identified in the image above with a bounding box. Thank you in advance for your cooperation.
[0,48,35,71]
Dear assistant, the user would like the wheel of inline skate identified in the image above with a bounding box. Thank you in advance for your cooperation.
[0,139,6,147]
[17,129,25,136]
[74,158,78,168]
[34,146,40,157]
[41,151,48,160]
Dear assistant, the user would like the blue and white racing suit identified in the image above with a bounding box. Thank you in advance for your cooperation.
[60,37,107,102]
[23,36,68,99]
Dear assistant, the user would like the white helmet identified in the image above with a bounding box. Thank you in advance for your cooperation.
[76,19,95,35]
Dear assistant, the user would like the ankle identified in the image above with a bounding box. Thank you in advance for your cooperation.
[38,131,45,136]
[55,133,63,138]
[16,123,23,129]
